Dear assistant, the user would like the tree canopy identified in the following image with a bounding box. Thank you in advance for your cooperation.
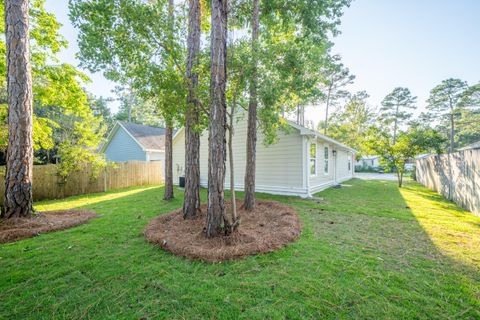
[1,0,106,177]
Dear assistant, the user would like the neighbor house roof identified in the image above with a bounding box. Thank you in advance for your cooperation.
[101,121,166,153]
[415,153,432,159]
[459,141,480,151]
[361,155,380,160]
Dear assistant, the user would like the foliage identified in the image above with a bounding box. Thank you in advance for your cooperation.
[366,126,445,187]
[89,95,115,134]
[0,103,6,149]
[324,91,375,158]
[70,0,190,128]
[379,87,417,143]
[229,0,353,144]
[317,54,355,133]
[426,79,480,150]
[427,78,468,115]
[1,181,479,318]
[0,0,106,176]
[113,86,164,127]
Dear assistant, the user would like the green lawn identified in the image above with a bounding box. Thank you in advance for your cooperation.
[1,179,479,319]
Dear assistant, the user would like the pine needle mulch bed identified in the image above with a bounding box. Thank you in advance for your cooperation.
[1,182,479,319]
[0,209,97,243]
[144,200,302,262]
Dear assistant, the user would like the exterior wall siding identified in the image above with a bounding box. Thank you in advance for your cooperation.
[104,127,146,162]
[148,151,165,162]
[172,111,306,196]
[172,111,354,197]
[336,150,353,182]
[308,139,354,194]
[308,140,335,192]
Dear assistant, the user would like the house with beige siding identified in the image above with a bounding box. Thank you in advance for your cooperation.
[172,111,356,198]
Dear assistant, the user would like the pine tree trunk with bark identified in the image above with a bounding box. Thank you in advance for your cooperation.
[183,0,202,219]
[324,85,332,135]
[243,0,260,211]
[206,0,229,238]
[449,103,455,153]
[163,0,175,201]
[2,0,34,219]
[163,126,174,200]
[228,100,237,227]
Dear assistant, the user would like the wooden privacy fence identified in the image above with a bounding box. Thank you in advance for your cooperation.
[416,149,480,216]
[0,161,164,204]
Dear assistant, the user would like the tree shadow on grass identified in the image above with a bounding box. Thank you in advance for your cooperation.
[0,181,479,319]
[307,179,480,318]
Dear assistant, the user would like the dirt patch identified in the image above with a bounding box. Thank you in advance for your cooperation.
[144,200,301,262]
[0,210,97,243]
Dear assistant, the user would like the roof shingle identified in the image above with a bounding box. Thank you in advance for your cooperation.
[119,121,166,151]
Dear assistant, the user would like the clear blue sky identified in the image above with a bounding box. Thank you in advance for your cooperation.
[46,0,480,121]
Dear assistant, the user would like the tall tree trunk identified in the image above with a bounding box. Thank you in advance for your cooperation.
[243,0,259,211]
[324,85,332,135]
[449,111,455,153]
[228,101,237,226]
[2,0,34,219]
[163,126,174,200]
[206,0,228,238]
[162,0,175,201]
[392,103,400,145]
[183,0,202,219]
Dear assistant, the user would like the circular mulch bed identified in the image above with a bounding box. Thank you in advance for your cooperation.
[0,209,97,244]
[144,200,302,262]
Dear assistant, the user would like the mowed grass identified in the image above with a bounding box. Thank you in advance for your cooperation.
[0,179,479,319]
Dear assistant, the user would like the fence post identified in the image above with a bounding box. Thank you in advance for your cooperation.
[104,166,108,193]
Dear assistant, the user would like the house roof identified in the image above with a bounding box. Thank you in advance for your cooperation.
[172,118,357,154]
[101,121,167,153]
[361,155,379,160]
[119,121,166,151]
[459,141,480,150]
[286,121,357,154]
[415,153,431,159]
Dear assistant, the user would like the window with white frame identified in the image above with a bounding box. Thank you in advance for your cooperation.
[348,158,351,172]
[324,146,329,174]
[310,143,317,176]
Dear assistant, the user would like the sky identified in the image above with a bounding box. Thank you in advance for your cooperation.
[46,0,480,125]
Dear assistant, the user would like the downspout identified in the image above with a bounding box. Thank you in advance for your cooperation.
[333,149,337,184]
[304,136,311,198]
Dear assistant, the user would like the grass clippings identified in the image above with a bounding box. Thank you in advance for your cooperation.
[144,200,301,262]
[0,209,97,243]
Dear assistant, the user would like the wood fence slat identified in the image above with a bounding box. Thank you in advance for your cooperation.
[416,149,480,216]
[0,161,164,204]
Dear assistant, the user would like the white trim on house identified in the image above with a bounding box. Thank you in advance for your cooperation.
[99,122,121,153]
[172,113,356,198]
[287,120,357,154]
[309,142,318,177]
[323,146,330,176]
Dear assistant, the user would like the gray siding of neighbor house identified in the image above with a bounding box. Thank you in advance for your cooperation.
[104,127,146,162]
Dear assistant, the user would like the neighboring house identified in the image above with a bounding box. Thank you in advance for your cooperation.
[172,110,356,198]
[100,121,166,163]
[459,141,480,151]
[356,155,380,168]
